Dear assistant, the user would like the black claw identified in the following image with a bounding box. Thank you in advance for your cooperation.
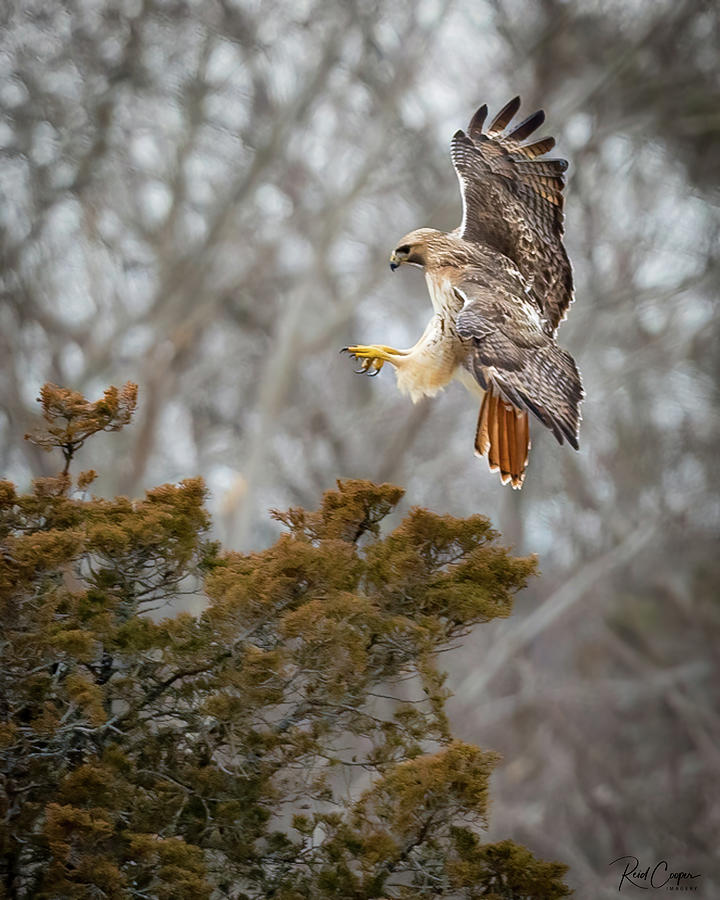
[367,367,380,376]
[354,365,367,374]
[340,347,349,354]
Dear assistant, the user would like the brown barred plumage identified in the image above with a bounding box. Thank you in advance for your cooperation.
[450,96,573,334]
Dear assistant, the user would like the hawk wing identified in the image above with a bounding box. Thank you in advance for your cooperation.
[451,97,573,335]
[454,273,583,450]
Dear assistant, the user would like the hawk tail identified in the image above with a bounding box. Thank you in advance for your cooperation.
[475,387,530,490]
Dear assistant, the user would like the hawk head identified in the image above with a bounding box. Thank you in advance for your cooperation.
[390,228,442,271]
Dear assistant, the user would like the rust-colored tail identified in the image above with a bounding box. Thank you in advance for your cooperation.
[475,387,530,489]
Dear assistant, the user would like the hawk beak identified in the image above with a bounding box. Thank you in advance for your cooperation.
[389,252,400,271]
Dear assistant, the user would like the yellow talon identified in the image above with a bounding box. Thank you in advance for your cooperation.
[352,345,408,356]
[361,357,384,375]
[346,345,380,359]
[342,344,406,376]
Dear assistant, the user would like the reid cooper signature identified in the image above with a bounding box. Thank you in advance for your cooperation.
[609,856,702,891]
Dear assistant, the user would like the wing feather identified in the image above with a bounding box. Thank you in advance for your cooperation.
[451,98,574,335]
[487,96,521,135]
[518,136,556,159]
[507,108,545,142]
[455,277,583,450]
[468,103,488,139]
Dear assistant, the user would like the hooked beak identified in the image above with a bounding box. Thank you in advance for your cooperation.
[389,252,400,271]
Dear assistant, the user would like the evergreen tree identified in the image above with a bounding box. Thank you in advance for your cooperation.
[0,384,571,899]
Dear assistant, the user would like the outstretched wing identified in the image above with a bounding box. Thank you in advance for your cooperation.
[451,97,573,335]
[454,275,583,449]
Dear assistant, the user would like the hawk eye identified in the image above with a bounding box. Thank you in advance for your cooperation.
[396,244,411,255]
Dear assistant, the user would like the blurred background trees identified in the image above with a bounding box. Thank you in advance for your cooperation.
[1,0,718,895]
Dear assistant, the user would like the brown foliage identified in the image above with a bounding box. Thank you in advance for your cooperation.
[25,383,137,476]
[0,385,568,898]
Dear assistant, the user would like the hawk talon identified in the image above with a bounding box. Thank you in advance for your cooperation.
[342,345,389,376]
[353,357,384,376]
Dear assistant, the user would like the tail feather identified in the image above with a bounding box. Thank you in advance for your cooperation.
[518,404,530,469]
[475,388,530,489]
[499,400,512,485]
[487,391,501,474]
[476,392,491,456]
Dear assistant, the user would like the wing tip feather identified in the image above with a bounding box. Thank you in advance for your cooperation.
[468,103,488,138]
[507,108,545,142]
[487,95,521,135]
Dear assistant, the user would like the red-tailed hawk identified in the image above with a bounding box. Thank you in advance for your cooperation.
[343,97,583,488]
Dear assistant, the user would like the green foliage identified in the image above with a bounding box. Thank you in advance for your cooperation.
[447,833,572,899]
[0,384,569,898]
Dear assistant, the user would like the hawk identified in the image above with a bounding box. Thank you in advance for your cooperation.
[343,97,583,488]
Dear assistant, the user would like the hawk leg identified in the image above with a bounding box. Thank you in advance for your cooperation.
[342,344,408,376]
